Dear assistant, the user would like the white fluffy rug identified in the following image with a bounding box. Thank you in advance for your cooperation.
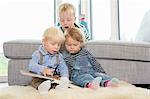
[0,83,150,99]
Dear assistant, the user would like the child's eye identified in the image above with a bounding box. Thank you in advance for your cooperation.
[51,43,61,46]
[58,43,61,46]
[60,19,64,22]
[73,44,78,46]
[51,43,55,46]
[49,42,56,45]
[66,44,78,47]
[67,19,71,21]
[66,44,71,46]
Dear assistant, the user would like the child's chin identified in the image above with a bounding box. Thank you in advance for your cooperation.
[53,52,57,54]
[70,51,75,54]
[50,51,57,55]
[70,51,77,54]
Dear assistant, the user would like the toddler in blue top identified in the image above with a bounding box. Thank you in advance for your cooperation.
[63,27,120,89]
[29,27,69,93]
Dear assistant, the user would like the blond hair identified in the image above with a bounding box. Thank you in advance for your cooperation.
[43,27,65,44]
[64,27,85,44]
[58,3,76,16]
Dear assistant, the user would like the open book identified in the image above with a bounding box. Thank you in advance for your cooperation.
[20,70,80,89]
[20,70,59,82]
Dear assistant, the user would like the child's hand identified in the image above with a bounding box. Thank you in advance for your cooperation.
[43,68,54,77]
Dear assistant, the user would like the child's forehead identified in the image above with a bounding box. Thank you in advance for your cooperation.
[60,13,75,19]
[59,10,75,16]
[66,36,77,42]
[46,39,62,44]
[66,37,81,45]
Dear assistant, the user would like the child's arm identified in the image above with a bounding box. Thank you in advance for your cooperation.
[28,51,48,75]
[57,53,69,78]
[86,50,106,73]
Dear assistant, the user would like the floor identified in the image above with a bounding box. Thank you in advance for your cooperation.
[0,83,8,89]
[0,83,150,90]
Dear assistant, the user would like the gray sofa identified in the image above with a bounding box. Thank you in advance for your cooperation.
[3,39,150,86]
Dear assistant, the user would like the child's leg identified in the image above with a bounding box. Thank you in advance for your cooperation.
[86,77,102,89]
[72,74,95,87]
[105,78,120,87]
[73,74,103,89]
[38,80,51,93]
[31,77,45,89]
[94,73,112,87]
[96,73,120,87]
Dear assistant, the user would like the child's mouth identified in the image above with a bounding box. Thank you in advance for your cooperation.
[64,26,69,29]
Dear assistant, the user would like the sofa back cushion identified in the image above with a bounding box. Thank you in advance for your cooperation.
[3,40,150,62]
[3,39,41,59]
[85,40,150,61]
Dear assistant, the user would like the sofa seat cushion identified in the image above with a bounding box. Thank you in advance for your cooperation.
[98,59,150,84]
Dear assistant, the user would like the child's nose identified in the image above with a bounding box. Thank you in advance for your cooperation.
[64,20,68,25]
[70,46,74,49]
[54,44,60,49]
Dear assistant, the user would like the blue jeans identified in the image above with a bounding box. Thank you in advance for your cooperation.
[94,72,112,86]
[72,72,112,87]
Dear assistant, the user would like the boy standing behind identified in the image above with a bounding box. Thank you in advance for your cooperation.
[58,3,90,41]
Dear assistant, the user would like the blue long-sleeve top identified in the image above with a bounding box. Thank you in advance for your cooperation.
[28,45,69,78]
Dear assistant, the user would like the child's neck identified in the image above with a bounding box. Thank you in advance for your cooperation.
[70,48,82,55]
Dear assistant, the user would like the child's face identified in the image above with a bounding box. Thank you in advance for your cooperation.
[65,36,82,54]
[43,40,61,54]
[59,11,76,31]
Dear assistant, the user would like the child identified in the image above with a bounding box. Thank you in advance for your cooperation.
[64,27,120,89]
[58,3,90,41]
[28,27,69,93]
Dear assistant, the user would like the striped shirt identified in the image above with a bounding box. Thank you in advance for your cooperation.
[58,23,90,41]
[63,48,105,79]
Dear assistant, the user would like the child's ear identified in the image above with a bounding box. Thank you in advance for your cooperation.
[42,40,44,46]
[81,42,84,47]
[42,39,46,46]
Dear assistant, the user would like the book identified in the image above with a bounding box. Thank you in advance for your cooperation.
[20,70,80,89]
[20,70,59,82]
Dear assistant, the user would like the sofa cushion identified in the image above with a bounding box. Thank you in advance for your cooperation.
[85,40,150,61]
[3,39,41,59]
[97,59,150,84]
[3,40,150,61]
